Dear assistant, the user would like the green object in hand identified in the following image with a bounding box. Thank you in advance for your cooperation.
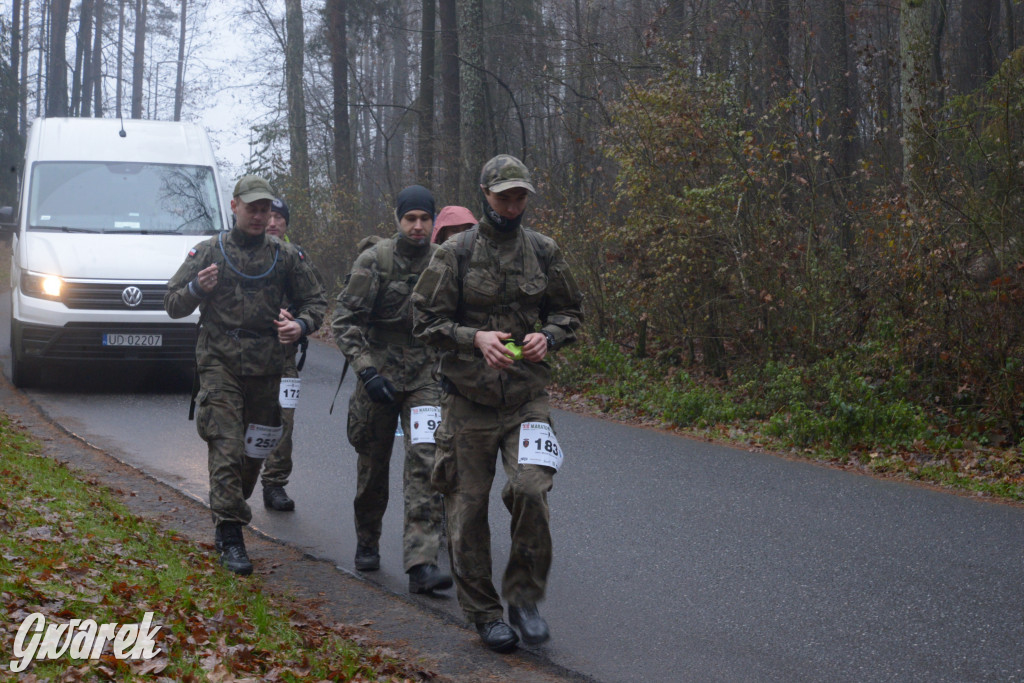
[503,340,523,360]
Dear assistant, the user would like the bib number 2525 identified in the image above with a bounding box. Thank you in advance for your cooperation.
[244,423,284,459]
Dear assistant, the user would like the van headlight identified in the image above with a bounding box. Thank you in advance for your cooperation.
[21,272,64,300]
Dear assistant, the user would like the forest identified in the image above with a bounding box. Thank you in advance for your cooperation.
[2,0,1024,483]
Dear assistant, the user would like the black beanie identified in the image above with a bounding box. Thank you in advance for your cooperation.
[271,197,290,225]
[395,185,436,221]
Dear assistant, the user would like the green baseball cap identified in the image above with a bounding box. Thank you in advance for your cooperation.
[479,154,536,194]
[233,175,276,203]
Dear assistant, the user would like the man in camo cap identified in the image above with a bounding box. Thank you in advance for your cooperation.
[412,154,584,652]
[165,175,326,576]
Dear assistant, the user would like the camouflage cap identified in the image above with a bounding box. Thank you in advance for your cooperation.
[233,175,276,203]
[479,154,536,194]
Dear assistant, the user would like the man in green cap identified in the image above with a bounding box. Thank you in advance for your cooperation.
[412,155,584,652]
[165,175,326,576]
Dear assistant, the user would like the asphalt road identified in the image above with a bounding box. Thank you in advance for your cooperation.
[5,311,1024,681]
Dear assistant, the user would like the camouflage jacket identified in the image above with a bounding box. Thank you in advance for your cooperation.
[411,218,584,408]
[332,234,439,391]
[164,227,326,376]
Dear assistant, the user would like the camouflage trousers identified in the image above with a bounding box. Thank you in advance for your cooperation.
[195,366,281,527]
[347,380,444,571]
[261,350,298,488]
[433,392,555,625]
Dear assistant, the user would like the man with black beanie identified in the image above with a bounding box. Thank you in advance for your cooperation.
[261,197,321,512]
[332,185,452,594]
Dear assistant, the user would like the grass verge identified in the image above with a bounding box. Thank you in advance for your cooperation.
[551,338,1024,502]
[0,413,423,681]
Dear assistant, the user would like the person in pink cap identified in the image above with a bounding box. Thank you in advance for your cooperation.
[431,205,477,244]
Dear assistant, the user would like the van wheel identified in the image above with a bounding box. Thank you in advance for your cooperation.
[9,326,40,389]
[10,352,39,388]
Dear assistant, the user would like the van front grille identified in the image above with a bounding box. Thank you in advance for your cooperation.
[61,282,168,311]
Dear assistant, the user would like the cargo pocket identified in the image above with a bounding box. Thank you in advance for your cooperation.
[347,408,373,450]
[195,388,214,442]
[430,422,458,494]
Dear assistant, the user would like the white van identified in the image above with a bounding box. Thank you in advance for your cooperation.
[1,117,230,387]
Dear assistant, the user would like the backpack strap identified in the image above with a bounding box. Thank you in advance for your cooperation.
[376,238,395,281]
[376,238,438,283]
[454,226,550,280]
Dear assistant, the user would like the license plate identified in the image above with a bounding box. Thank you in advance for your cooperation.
[102,333,162,347]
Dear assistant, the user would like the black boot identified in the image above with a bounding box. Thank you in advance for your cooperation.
[508,603,550,645]
[215,523,253,576]
[407,563,453,593]
[263,485,295,511]
[475,620,518,653]
[354,543,380,571]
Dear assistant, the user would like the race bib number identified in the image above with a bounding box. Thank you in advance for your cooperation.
[409,406,442,444]
[518,422,564,471]
[279,378,301,409]
[244,423,284,459]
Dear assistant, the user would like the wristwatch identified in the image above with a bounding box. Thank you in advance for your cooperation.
[542,330,556,349]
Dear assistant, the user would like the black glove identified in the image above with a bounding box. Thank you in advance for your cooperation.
[358,367,396,404]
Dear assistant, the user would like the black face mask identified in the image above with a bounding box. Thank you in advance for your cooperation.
[482,193,524,233]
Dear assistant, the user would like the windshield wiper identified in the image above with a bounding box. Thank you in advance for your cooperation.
[29,225,102,233]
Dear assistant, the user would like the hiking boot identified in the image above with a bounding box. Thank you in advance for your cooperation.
[263,485,295,511]
[354,543,380,571]
[508,603,550,645]
[475,620,518,653]
[215,523,253,576]
[407,563,453,593]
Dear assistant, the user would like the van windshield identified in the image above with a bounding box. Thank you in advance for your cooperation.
[27,161,225,234]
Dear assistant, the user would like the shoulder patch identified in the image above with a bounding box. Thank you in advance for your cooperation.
[297,248,306,261]
[188,248,197,258]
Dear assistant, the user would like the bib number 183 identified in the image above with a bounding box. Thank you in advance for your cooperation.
[518,422,564,471]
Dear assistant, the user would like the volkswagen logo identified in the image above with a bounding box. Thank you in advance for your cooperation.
[121,286,143,308]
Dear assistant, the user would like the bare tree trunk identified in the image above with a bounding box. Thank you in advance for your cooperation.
[46,0,72,117]
[388,9,411,186]
[11,0,21,129]
[417,0,436,184]
[71,0,95,116]
[824,0,858,250]
[131,0,147,119]
[1005,0,1016,53]
[900,0,933,196]
[173,0,186,121]
[116,0,125,119]
[91,0,105,116]
[82,0,101,116]
[767,0,790,94]
[284,0,309,193]
[957,0,997,94]
[327,0,352,183]
[932,0,947,111]
[663,0,685,44]
[19,0,29,134]
[457,0,486,202]
[35,0,45,119]
[439,0,460,196]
